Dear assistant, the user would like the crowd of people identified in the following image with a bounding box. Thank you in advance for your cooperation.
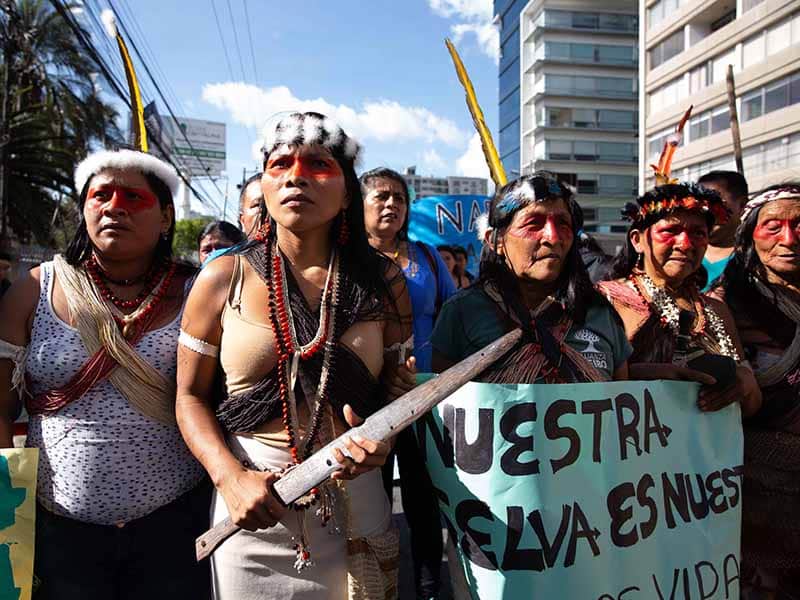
[0,110,797,599]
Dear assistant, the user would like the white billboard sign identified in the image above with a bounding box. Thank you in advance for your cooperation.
[168,117,226,178]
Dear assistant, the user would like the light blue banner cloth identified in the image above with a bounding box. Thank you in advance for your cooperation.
[415,380,743,600]
[408,195,491,273]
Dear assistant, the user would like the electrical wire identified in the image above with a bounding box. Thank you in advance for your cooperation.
[48,0,219,210]
[225,0,247,82]
[242,0,258,84]
[210,0,236,82]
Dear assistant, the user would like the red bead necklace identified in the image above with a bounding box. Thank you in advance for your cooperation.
[86,255,177,338]
[86,255,168,311]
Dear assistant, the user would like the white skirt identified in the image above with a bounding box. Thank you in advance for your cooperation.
[210,434,391,600]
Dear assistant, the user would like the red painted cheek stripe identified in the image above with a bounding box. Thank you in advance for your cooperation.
[266,157,342,181]
[754,220,800,241]
[87,186,158,213]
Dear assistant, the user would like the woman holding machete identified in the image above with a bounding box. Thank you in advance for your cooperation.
[175,112,413,600]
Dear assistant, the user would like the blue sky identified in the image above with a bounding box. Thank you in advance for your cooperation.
[83,0,499,217]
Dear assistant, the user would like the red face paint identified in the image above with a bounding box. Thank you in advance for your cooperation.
[508,213,573,244]
[650,222,708,250]
[753,218,800,244]
[86,185,158,214]
[265,154,342,181]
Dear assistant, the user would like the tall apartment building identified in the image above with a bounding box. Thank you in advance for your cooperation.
[513,1,640,249]
[641,0,800,194]
[496,0,527,178]
[402,167,489,199]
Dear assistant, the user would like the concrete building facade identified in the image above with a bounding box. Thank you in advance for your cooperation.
[517,0,639,249]
[402,167,489,199]
[641,0,800,194]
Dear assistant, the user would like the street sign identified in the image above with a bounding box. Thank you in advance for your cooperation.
[167,117,226,178]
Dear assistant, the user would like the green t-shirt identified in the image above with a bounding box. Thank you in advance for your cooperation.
[430,287,632,380]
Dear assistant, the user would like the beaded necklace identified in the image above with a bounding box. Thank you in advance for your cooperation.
[85,255,168,310]
[629,272,739,360]
[85,255,177,339]
[264,238,341,571]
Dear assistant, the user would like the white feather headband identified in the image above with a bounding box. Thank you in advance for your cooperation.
[740,185,800,225]
[75,150,181,200]
[261,112,362,165]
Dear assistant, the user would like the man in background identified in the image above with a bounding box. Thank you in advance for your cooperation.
[697,170,749,291]
[238,173,266,239]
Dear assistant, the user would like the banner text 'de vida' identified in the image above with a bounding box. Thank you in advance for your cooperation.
[416,380,743,600]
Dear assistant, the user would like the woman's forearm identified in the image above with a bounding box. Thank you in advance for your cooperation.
[176,395,244,488]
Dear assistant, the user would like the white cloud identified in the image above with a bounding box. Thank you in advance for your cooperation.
[456,133,491,180]
[428,0,499,64]
[202,82,468,160]
[428,0,492,21]
[422,148,447,174]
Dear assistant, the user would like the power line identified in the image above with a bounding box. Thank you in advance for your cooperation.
[48,0,218,211]
[225,0,247,82]
[242,0,258,84]
[103,0,228,200]
[210,0,236,81]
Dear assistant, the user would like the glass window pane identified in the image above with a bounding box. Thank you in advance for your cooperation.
[742,91,763,121]
[499,88,520,129]
[573,13,599,29]
[765,80,789,114]
[573,109,595,127]
[711,108,730,134]
[743,33,765,69]
[500,27,520,72]
[791,74,800,105]
[545,10,570,27]
[500,119,520,154]
[574,141,595,160]
[547,74,571,92]
[572,44,594,61]
[548,42,570,59]
[499,59,520,99]
[767,18,791,55]
[549,140,572,159]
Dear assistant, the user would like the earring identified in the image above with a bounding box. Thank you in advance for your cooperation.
[636,252,643,269]
[337,211,349,246]
[161,231,169,241]
[255,219,271,242]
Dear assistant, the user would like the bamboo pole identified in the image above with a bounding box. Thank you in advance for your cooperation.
[726,64,744,175]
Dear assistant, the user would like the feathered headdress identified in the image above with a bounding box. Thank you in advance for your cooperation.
[102,9,147,152]
[73,11,177,202]
[650,105,692,186]
[445,39,506,188]
[622,182,729,227]
[260,112,361,166]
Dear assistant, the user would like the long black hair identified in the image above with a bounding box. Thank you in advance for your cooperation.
[479,171,604,327]
[720,182,800,347]
[359,167,411,241]
[65,171,176,266]
[197,220,245,248]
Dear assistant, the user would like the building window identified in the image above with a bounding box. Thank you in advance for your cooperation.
[741,72,800,123]
[767,17,791,55]
[710,107,730,134]
[499,88,520,130]
[649,29,684,70]
[710,10,736,32]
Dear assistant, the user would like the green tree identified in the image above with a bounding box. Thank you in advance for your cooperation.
[173,217,212,263]
[0,0,122,246]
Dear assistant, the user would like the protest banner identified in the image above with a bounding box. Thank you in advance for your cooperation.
[416,380,743,600]
[408,195,491,274]
[0,449,37,600]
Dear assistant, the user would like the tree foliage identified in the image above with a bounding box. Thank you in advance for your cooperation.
[173,217,212,263]
[1,0,122,246]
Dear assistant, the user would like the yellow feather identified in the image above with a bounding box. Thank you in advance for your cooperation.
[445,39,507,188]
[114,33,148,153]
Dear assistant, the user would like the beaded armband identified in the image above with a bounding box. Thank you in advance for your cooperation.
[384,335,415,365]
[178,330,219,358]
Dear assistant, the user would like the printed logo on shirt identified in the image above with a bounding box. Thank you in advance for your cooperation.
[573,328,609,371]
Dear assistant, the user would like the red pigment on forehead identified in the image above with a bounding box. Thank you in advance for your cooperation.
[754,218,800,241]
[86,185,158,214]
[265,154,342,181]
[508,214,573,242]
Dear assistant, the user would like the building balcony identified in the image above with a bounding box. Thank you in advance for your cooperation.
[532,10,638,35]
[533,86,638,100]
[529,48,638,69]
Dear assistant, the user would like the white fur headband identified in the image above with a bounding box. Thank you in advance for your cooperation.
[740,186,800,225]
[75,150,180,199]
[261,112,362,164]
